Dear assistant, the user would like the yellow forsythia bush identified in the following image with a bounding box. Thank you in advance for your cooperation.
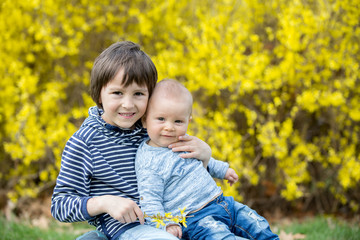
[1,0,359,214]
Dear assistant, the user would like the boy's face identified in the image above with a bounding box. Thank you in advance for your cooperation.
[100,69,149,129]
[145,95,191,148]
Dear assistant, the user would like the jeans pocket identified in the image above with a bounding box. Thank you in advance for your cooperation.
[217,197,232,217]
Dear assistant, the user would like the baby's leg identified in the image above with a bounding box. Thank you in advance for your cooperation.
[231,201,279,240]
[182,196,250,240]
[183,215,249,240]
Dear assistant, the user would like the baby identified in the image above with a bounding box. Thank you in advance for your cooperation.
[135,79,279,240]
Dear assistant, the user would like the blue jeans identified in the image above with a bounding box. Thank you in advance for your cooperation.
[118,225,178,240]
[76,230,107,240]
[76,225,178,240]
[182,194,279,240]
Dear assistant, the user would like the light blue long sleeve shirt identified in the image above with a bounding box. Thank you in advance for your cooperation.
[135,139,229,230]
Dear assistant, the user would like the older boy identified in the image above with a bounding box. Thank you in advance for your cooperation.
[135,79,279,240]
[51,42,211,240]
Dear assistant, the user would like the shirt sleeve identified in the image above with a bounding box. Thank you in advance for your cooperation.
[207,157,229,179]
[136,148,182,231]
[51,135,94,223]
[137,166,181,230]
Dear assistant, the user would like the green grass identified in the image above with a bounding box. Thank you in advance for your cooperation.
[278,216,360,240]
[0,216,94,240]
[1,215,359,239]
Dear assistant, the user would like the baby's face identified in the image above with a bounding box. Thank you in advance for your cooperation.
[145,97,191,148]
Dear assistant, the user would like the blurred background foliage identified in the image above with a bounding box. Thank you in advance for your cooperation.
[1,0,359,216]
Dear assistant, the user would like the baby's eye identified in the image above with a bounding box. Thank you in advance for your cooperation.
[175,120,183,124]
[157,117,165,121]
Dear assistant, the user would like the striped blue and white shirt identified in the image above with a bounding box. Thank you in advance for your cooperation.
[51,106,148,240]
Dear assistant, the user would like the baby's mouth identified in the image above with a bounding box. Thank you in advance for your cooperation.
[162,135,175,138]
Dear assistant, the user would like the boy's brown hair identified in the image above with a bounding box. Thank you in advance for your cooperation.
[90,41,158,108]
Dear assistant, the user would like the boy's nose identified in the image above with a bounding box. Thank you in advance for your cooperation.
[121,96,134,109]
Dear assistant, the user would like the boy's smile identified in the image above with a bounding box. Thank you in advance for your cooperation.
[119,112,136,118]
[100,69,149,129]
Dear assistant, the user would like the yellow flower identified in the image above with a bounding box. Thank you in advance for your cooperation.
[151,219,165,228]
[179,207,187,215]
[171,217,180,223]
[180,217,187,228]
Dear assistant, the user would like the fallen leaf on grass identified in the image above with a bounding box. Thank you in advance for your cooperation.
[32,216,50,229]
[278,230,306,240]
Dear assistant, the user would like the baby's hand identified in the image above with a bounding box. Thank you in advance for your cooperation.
[224,168,239,186]
[166,224,182,238]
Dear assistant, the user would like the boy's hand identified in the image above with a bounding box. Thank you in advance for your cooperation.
[166,224,182,239]
[224,168,239,186]
[87,195,144,224]
[168,135,211,167]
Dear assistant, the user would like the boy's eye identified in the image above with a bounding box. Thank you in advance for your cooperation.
[134,92,144,96]
[175,120,183,124]
[157,117,165,121]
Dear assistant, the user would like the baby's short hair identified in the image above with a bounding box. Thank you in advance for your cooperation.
[90,41,157,108]
[150,78,193,114]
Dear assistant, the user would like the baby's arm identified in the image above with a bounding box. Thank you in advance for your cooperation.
[224,168,239,186]
[168,135,211,168]
[208,158,239,185]
[167,224,182,239]
[136,168,172,229]
[207,157,229,179]
[168,135,239,186]
[136,162,181,233]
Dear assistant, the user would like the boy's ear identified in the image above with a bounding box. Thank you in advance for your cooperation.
[142,116,147,128]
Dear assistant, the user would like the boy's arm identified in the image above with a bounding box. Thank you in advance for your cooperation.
[86,195,144,224]
[51,136,144,224]
[168,135,211,168]
[51,135,94,222]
